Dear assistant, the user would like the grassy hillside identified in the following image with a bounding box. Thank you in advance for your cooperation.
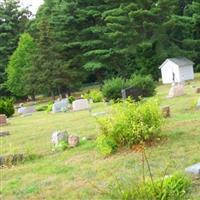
[1,76,200,199]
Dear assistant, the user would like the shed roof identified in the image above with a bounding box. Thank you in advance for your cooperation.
[159,57,194,69]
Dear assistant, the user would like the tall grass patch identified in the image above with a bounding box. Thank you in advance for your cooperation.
[110,173,191,200]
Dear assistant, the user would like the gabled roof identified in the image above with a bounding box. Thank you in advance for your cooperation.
[159,57,194,69]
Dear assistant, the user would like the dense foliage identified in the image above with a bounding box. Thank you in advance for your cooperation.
[111,173,191,200]
[102,75,156,101]
[0,98,15,117]
[1,0,200,99]
[96,100,163,156]
[83,90,103,103]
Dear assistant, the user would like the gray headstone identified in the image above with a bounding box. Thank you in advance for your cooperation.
[121,87,144,101]
[52,98,68,113]
[51,131,68,145]
[185,163,200,175]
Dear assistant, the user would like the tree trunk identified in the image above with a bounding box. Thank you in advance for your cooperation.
[51,91,55,101]
[31,92,36,101]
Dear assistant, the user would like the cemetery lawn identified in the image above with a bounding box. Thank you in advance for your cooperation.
[1,76,200,200]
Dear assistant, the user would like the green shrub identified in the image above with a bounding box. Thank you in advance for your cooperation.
[55,141,68,152]
[36,105,48,112]
[36,102,53,112]
[97,99,163,155]
[0,98,15,117]
[83,90,103,103]
[110,173,191,200]
[46,102,53,113]
[96,134,117,156]
[102,77,127,101]
[128,74,156,97]
[68,96,76,104]
[102,75,156,101]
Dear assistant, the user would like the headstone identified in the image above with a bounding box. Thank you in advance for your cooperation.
[18,106,35,115]
[196,88,200,94]
[0,131,10,137]
[161,106,170,118]
[185,163,200,176]
[167,84,184,98]
[121,87,143,101]
[52,98,68,113]
[51,131,68,145]
[68,135,79,147]
[0,114,7,125]
[72,99,90,111]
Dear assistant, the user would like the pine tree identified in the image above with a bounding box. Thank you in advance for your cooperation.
[0,0,29,96]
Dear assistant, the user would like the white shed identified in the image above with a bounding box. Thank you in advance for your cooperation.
[159,57,194,84]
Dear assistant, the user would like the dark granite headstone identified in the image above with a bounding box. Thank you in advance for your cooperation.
[121,87,143,101]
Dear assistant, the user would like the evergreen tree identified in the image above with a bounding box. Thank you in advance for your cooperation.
[0,0,29,96]
[7,33,37,99]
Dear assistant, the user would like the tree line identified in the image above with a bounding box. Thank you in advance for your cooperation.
[1,0,200,100]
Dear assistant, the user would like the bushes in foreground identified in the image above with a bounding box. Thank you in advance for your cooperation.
[0,98,15,117]
[110,173,191,200]
[102,75,156,101]
[96,99,163,156]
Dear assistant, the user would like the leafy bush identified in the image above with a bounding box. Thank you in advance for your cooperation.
[102,77,127,101]
[83,90,103,103]
[54,141,68,152]
[36,102,53,112]
[102,75,156,101]
[96,134,117,156]
[96,99,163,155]
[110,173,191,200]
[68,96,76,104]
[128,74,156,97]
[0,98,15,117]
[36,105,48,112]
[46,102,53,113]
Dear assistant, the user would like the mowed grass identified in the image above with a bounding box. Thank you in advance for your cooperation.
[1,76,200,199]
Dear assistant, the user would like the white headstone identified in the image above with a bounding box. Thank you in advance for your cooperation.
[52,98,68,113]
[72,99,90,111]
